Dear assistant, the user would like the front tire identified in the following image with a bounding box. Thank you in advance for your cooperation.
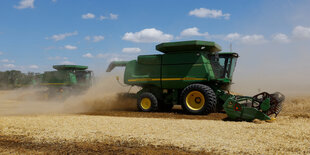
[137,92,158,112]
[181,84,216,114]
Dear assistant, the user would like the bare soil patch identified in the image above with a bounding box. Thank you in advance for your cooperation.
[0,135,205,155]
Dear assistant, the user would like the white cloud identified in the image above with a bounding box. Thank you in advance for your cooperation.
[96,53,134,62]
[96,53,106,58]
[109,57,122,62]
[47,31,78,41]
[85,35,104,42]
[122,28,173,43]
[110,13,118,20]
[48,56,68,60]
[189,8,230,19]
[225,33,241,41]
[0,52,3,55]
[64,45,77,50]
[3,64,15,68]
[122,47,142,53]
[292,25,310,39]
[93,35,105,42]
[82,53,94,58]
[82,13,95,19]
[99,16,107,20]
[1,59,9,63]
[61,61,75,65]
[222,33,267,44]
[180,27,208,37]
[14,0,34,9]
[29,65,39,69]
[99,13,118,20]
[241,34,267,44]
[272,33,290,43]
[1,59,14,63]
[84,36,91,41]
[97,53,120,59]
[44,46,58,50]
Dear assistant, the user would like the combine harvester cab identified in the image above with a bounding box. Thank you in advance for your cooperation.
[40,65,93,99]
[106,40,285,121]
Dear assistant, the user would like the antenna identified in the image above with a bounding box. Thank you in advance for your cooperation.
[229,43,232,52]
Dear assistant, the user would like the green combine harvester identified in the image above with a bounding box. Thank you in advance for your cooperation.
[40,65,93,98]
[106,40,284,121]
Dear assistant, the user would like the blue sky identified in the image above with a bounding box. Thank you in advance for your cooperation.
[0,0,310,84]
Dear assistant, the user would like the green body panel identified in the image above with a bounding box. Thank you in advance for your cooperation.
[41,71,71,85]
[138,55,161,64]
[124,60,161,87]
[69,73,78,84]
[162,52,206,64]
[161,52,214,89]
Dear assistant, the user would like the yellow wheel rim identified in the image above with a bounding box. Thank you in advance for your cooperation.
[186,91,205,111]
[141,98,151,110]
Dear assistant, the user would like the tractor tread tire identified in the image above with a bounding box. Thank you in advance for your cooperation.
[137,92,158,112]
[181,84,217,115]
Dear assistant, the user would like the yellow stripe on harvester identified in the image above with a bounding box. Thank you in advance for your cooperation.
[40,83,66,86]
[128,78,160,82]
[162,77,207,81]
[128,77,207,82]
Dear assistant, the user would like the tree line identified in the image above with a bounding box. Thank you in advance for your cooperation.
[0,70,40,89]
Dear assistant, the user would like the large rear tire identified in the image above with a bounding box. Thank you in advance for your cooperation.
[137,92,158,112]
[181,84,216,114]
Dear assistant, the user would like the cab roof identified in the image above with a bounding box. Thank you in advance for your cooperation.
[156,40,222,53]
[53,65,88,70]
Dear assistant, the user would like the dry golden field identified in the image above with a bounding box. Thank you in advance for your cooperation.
[0,80,309,154]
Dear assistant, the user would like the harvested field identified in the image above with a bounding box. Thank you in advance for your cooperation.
[0,90,309,154]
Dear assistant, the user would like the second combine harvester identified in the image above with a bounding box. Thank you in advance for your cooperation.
[107,40,284,121]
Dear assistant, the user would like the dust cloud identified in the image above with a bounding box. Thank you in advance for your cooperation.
[0,74,138,115]
[0,87,64,115]
[229,40,310,97]
[63,74,138,114]
[281,95,310,117]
